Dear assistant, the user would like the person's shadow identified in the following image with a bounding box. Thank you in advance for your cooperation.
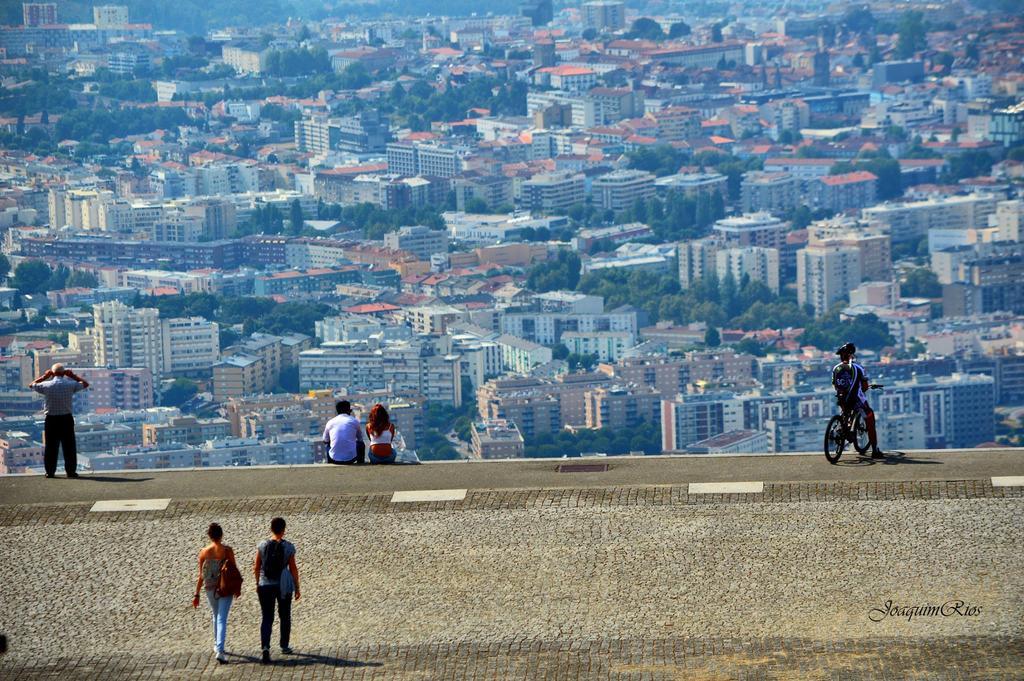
[76,475,154,482]
[225,651,382,668]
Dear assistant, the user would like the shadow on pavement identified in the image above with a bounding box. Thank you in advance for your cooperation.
[225,651,382,668]
[837,451,943,467]
[78,475,154,483]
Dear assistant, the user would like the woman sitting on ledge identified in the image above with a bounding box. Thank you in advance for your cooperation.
[365,403,398,465]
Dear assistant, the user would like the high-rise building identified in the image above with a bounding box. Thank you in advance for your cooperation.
[73,367,155,412]
[862,193,999,243]
[592,170,656,212]
[678,237,721,289]
[713,213,787,250]
[92,5,129,26]
[661,394,731,451]
[93,301,163,379]
[741,171,798,215]
[582,0,626,31]
[22,3,57,26]
[715,246,781,293]
[522,171,585,213]
[383,225,449,260]
[386,141,463,178]
[519,0,553,26]
[161,317,219,377]
[294,112,391,155]
[796,242,862,315]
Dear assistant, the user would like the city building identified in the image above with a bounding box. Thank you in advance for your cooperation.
[661,394,731,451]
[93,301,163,378]
[713,213,787,250]
[796,241,862,316]
[386,141,463,178]
[161,318,219,377]
[715,246,781,294]
[560,330,634,362]
[222,43,269,75]
[22,3,57,26]
[862,194,999,243]
[740,172,799,215]
[592,170,656,212]
[522,172,585,213]
[583,386,661,431]
[684,429,768,455]
[73,367,155,411]
[471,419,525,459]
[383,225,449,260]
[808,171,878,213]
[582,0,626,31]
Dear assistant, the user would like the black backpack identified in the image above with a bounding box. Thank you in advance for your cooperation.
[262,540,287,581]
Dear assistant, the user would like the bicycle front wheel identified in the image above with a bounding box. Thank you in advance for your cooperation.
[824,415,845,464]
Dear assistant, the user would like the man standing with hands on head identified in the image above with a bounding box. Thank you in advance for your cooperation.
[30,363,89,478]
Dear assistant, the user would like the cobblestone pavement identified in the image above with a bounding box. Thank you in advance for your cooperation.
[2,480,1023,679]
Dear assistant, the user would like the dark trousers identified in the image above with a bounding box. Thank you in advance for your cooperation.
[257,584,292,650]
[44,414,77,476]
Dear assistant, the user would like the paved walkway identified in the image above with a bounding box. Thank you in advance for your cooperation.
[1,451,1023,679]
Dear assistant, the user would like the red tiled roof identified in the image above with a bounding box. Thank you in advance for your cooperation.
[820,171,878,186]
[343,303,400,314]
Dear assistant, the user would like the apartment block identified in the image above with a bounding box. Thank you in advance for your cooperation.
[862,193,999,243]
[161,317,219,377]
[73,367,155,412]
[592,170,656,212]
[796,242,862,316]
[93,301,163,378]
[471,419,525,459]
[741,171,799,215]
[522,172,585,213]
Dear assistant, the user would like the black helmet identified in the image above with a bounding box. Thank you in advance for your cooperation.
[836,342,856,357]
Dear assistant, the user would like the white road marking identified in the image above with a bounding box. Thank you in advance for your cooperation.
[90,498,171,512]
[991,476,1024,488]
[688,481,764,494]
[391,489,467,503]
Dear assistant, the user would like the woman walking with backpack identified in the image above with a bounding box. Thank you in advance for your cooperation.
[192,523,240,664]
[254,516,301,664]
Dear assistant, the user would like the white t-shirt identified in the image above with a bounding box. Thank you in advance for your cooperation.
[322,413,362,462]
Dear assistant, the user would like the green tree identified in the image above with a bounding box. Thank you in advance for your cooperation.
[668,21,691,38]
[704,327,721,347]
[0,253,9,281]
[289,198,304,234]
[161,378,199,407]
[65,270,99,288]
[464,197,490,213]
[12,260,53,294]
[896,11,927,59]
[901,267,941,298]
[626,17,665,40]
[526,250,581,292]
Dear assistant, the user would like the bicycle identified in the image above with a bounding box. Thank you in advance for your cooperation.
[824,384,883,464]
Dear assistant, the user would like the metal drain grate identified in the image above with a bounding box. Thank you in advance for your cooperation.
[557,463,609,473]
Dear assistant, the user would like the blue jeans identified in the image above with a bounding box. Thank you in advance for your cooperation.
[205,590,233,654]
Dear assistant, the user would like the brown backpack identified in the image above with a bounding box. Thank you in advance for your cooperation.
[216,555,243,598]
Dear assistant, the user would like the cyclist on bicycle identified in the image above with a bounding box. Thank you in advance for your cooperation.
[831,342,883,459]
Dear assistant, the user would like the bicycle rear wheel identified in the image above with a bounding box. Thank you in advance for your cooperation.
[824,415,845,464]
[852,412,870,454]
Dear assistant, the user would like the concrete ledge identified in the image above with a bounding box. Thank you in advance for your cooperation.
[1,448,1022,508]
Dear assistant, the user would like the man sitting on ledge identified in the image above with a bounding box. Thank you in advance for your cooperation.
[323,400,365,465]
[30,363,89,478]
